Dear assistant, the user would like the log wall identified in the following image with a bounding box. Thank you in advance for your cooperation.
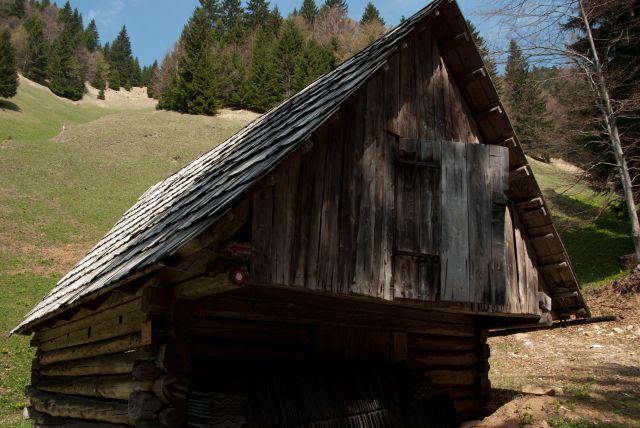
[167,286,490,420]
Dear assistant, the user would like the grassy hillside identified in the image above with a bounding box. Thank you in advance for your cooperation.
[0,78,634,426]
[0,79,258,426]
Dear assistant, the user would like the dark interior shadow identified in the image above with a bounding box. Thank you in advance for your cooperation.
[483,388,520,416]
[0,99,20,112]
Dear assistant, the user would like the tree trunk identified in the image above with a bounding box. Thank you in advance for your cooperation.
[579,0,640,265]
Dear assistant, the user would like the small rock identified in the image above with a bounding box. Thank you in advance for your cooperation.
[523,340,534,348]
[628,325,635,331]
[590,344,604,349]
[522,385,556,396]
[613,327,624,334]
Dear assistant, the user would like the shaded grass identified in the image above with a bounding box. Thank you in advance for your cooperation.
[529,158,633,287]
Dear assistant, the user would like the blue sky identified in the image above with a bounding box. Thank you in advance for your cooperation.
[66,0,496,67]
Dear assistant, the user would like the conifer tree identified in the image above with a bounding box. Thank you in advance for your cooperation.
[0,31,18,99]
[159,7,221,115]
[360,2,384,25]
[244,0,270,29]
[48,26,84,100]
[265,5,282,35]
[145,60,159,97]
[322,0,347,13]
[242,29,281,111]
[293,39,334,91]
[108,26,134,90]
[90,58,107,91]
[275,20,303,97]
[466,20,501,94]
[58,1,72,24]
[200,0,222,26]
[300,0,318,24]
[24,16,48,84]
[504,39,552,156]
[84,19,100,52]
[9,0,26,18]
[221,0,243,33]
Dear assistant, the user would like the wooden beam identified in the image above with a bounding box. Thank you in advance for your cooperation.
[494,137,517,148]
[441,32,470,52]
[540,261,569,273]
[551,291,579,299]
[40,349,152,377]
[457,67,486,83]
[529,233,555,244]
[37,376,153,400]
[170,273,240,300]
[38,333,143,366]
[518,207,548,221]
[396,159,440,168]
[515,197,543,213]
[475,105,503,120]
[26,387,131,426]
[509,165,531,184]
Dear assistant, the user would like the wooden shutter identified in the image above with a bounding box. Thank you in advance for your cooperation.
[393,140,508,306]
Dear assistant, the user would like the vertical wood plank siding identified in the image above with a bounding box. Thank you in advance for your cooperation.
[250,27,541,315]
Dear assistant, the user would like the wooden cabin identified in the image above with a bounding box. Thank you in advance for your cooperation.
[14,0,590,426]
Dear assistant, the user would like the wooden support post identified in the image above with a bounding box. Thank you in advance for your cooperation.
[37,375,153,400]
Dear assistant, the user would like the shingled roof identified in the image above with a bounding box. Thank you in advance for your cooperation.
[14,0,588,335]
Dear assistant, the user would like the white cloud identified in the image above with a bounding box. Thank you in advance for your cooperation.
[86,0,125,26]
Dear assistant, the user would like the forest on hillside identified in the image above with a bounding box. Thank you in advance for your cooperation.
[0,0,150,100]
[0,0,639,230]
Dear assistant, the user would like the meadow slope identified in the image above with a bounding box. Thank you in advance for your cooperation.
[0,78,635,427]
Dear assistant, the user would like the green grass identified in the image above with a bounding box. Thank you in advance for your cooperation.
[0,79,257,425]
[529,158,634,287]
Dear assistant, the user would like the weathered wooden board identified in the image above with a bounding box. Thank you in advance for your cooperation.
[440,141,469,302]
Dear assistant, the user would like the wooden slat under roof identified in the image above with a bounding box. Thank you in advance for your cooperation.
[13,0,588,335]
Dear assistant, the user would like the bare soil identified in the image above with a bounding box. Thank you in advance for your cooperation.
[469,273,640,427]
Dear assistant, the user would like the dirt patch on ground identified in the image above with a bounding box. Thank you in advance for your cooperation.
[468,275,640,427]
[4,242,90,276]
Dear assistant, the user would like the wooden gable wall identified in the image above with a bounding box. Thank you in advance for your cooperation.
[249,25,544,316]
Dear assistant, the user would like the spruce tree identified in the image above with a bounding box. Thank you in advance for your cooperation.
[48,26,84,100]
[84,19,100,52]
[58,1,72,25]
[131,57,142,87]
[300,0,318,24]
[160,7,221,115]
[244,0,270,29]
[361,2,384,25]
[91,58,107,90]
[293,39,334,91]
[265,5,282,35]
[108,26,134,90]
[220,0,242,33]
[322,0,347,13]
[145,60,158,98]
[242,29,281,112]
[467,20,501,94]
[504,39,552,156]
[9,0,26,18]
[24,16,48,84]
[0,31,18,99]
[275,20,303,97]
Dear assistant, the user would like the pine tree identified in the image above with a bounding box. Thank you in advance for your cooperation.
[90,58,107,90]
[0,31,18,99]
[300,0,318,24]
[84,19,100,52]
[97,88,105,99]
[108,26,134,90]
[48,26,84,100]
[504,39,552,156]
[244,0,270,29]
[145,60,159,98]
[466,20,501,94]
[360,2,384,25]
[274,20,303,97]
[293,39,334,91]
[9,0,26,18]
[242,29,281,111]
[24,16,48,84]
[200,0,222,26]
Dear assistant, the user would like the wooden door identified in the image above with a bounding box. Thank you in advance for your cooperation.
[393,140,509,306]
